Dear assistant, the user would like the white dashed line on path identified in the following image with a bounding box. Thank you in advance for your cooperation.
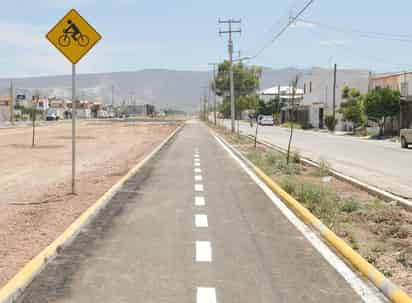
[195,196,205,206]
[194,163,201,167]
[196,287,217,303]
[195,184,204,192]
[196,241,212,262]
[195,175,203,181]
[195,214,208,227]
[194,168,202,173]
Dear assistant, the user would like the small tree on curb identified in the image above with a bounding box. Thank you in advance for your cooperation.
[286,76,299,165]
[363,87,400,137]
[31,91,40,147]
[339,85,365,130]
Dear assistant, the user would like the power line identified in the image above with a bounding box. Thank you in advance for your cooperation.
[299,18,412,43]
[247,0,315,61]
[307,26,412,70]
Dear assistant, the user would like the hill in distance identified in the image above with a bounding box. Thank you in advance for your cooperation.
[0,67,369,112]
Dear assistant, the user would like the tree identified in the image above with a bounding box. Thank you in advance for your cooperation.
[363,87,400,137]
[269,96,283,123]
[213,61,262,118]
[286,76,299,165]
[213,61,261,98]
[339,85,365,129]
[31,91,40,147]
[257,99,272,115]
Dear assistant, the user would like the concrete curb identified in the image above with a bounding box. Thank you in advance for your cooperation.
[247,135,412,210]
[213,130,412,303]
[0,124,183,303]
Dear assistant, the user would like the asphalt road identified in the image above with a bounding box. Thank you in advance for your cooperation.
[18,122,381,303]
[223,119,412,199]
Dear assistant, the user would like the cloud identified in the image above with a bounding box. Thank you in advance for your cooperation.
[320,39,350,47]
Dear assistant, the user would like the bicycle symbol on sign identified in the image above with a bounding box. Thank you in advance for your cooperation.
[58,20,90,47]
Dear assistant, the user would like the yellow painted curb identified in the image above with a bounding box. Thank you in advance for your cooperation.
[253,158,412,303]
[0,125,183,303]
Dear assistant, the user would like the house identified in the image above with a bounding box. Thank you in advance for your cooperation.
[65,100,92,119]
[49,98,67,119]
[123,104,156,116]
[301,68,370,130]
[0,97,11,123]
[258,86,304,124]
[259,86,304,103]
[370,72,412,130]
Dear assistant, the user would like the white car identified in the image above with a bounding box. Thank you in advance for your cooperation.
[400,127,412,148]
[258,115,274,126]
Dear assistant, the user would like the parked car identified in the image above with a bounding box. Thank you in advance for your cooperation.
[400,126,412,148]
[46,110,59,121]
[258,115,274,126]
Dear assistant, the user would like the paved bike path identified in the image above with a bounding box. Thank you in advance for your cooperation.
[19,121,376,303]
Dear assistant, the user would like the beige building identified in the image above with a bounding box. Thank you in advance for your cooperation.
[370,72,412,130]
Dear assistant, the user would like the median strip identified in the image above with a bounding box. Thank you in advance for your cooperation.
[211,127,412,303]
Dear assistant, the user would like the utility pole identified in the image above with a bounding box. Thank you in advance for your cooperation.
[111,85,114,107]
[219,18,241,133]
[201,86,208,121]
[208,63,218,125]
[332,63,337,122]
[9,80,14,124]
[199,96,203,120]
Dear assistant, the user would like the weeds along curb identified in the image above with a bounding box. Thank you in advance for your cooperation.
[0,124,183,303]
[213,131,412,303]
[246,135,412,211]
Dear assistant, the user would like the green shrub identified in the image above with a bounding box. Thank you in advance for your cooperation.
[325,114,337,131]
[292,151,301,163]
[340,199,360,213]
[280,177,298,195]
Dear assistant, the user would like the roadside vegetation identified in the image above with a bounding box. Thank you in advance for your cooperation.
[209,122,412,294]
[340,85,400,138]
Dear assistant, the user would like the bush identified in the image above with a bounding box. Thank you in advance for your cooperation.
[325,114,337,131]
[340,199,360,213]
[292,151,301,164]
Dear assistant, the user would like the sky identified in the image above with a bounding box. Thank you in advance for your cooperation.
[2,0,412,77]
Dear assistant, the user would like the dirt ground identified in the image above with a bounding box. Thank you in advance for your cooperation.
[214,125,412,296]
[0,120,179,288]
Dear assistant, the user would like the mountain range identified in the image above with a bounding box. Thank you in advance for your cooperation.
[0,67,370,112]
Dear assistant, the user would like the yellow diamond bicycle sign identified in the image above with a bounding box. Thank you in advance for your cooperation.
[46,9,102,64]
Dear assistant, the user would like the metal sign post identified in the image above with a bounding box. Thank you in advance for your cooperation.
[46,8,102,194]
[72,64,76,194]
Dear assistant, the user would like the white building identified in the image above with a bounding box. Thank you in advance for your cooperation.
[301,68,370,130]
[259,86,304,103]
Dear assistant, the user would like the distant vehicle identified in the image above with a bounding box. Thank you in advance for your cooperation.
[258,115,274,126]
[97,111,109,119]
[400,126,412,148]
[46,110,59,121]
